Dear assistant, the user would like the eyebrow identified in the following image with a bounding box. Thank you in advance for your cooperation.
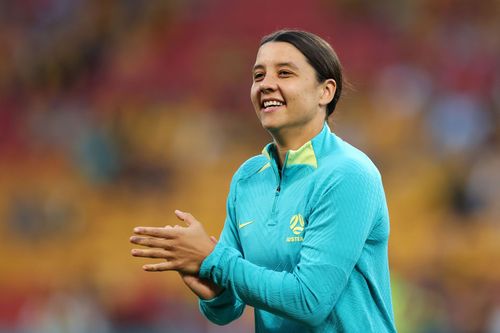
[252,62,299,71]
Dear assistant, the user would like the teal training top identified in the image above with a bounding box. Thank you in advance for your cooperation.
[198,123,396,332]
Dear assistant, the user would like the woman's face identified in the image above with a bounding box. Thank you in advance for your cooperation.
[251,41,328,134]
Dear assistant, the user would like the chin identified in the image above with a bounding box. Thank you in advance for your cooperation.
[260,122,282,133]
[258,112,292,134]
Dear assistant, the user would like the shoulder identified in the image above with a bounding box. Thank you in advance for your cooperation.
[311,138,386,214]
[318,134,382,185]
[231,154,270,183]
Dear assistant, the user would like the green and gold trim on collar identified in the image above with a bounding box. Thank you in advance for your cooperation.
[261,145,272,160]
[258,145,272,173]
[286,141,318,168]
[260,140,318,171]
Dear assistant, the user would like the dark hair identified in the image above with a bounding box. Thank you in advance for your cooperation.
[260,29,343,117]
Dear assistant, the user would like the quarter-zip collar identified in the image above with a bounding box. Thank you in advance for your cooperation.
[261,122,331,171]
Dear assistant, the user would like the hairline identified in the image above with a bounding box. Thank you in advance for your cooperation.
[257,41,323,82]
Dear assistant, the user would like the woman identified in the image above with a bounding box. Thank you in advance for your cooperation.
[130,29,397,332]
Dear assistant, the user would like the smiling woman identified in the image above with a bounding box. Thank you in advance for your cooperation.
[251,40,337,167]
[130,29,397,332]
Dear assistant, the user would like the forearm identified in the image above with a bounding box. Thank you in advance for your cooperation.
[198,287,246,325]
[200,244,344,326]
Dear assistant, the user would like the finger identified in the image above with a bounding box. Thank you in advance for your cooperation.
[174,209,191,225]
[130,236,173,249]
[143,262,175,272]
[133,226,178,238]
[174,210,197,226]
[174,210,185,222]
[210,236,218,244]
[131,248,173,259]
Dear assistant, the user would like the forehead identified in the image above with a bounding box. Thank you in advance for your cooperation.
[253,41,309,69]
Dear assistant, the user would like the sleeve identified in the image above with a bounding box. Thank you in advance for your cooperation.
[199,165,382,326]
[198,173,246,325]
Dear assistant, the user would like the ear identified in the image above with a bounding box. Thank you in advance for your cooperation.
[318,79,336,108]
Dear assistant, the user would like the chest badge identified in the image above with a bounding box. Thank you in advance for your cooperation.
[290,214,305,234]
[287,214,305,242]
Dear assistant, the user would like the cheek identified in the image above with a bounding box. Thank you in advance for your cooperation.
[286,88,306,107]
[250,86,260,107]
[292,84,319,107]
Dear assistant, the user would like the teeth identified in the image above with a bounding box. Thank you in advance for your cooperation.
[263,100,284,108]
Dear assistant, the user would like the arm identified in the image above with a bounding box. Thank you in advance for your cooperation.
[198,175,246,325]
[200,167,382,326]
[129,172,246,325]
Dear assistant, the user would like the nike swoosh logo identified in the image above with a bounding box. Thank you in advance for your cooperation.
[238,221,254,229]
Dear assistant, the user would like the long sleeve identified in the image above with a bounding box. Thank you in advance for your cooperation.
[199,164,383,327]
[198,174,246,325]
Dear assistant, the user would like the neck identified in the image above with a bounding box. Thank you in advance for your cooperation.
[271,121,324,168]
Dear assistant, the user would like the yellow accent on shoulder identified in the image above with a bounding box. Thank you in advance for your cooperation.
[258,162,271,173]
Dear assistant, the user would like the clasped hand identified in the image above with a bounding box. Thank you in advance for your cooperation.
[130,210,215,275]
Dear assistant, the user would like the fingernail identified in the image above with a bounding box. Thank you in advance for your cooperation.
[134,227,142,233]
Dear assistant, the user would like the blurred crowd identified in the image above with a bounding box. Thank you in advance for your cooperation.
[0,0,499,332]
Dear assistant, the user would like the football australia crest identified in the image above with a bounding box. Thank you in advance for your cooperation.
[287,213,305,242]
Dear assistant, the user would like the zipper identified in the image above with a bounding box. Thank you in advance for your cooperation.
[268,152,287,226]
[269,177,281,226]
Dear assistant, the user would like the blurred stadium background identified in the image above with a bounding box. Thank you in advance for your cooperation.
[0,0,499,332]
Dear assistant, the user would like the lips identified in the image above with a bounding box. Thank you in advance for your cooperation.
[261,99,286,112]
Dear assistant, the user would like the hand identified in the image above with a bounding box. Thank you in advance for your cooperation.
[179,235,223,300]
[179,273,222,300]
[180,273,223,300]
[130,210,215,275]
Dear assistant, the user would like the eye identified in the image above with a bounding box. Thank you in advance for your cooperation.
[253,72,264,81]
[278,70,292,77]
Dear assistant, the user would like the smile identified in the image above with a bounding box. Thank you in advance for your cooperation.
[261,99,286,112]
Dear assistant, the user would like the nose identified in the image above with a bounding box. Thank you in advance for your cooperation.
[259,75,277,93]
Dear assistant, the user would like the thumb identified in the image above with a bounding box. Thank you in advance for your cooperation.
[210,236,218,244]
[174,209,196,226]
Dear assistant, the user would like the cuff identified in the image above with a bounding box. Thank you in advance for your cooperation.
[199,242,241,286]
[199,241,226,281]
[198,287,233,306]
